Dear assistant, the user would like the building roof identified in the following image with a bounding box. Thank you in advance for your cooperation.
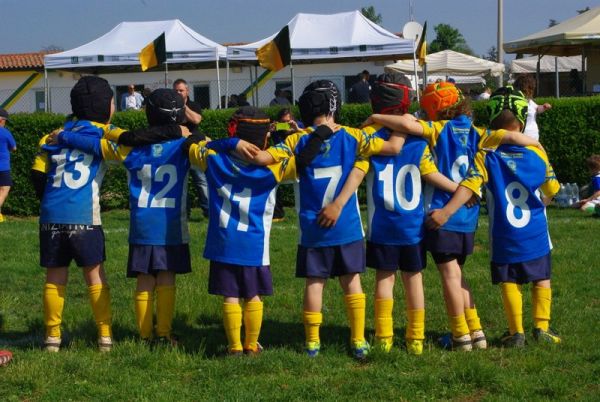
[0,51,57,71]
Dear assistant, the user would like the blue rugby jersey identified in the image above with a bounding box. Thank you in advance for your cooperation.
[461,145,559,264]
[33,121,110,225]
[267,126,386,247]
[364,125,437,245]
[188,142,296,266]
[418,115,505,233]
[53,129,190,245]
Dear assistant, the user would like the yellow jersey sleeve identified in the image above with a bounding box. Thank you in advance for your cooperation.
[103,126,127,143]
[188,140,214,171]
[99,139,131,162]
[266,131,306,162]
[460,149,487,194]
[266,157,298,182]
[417,120,446,148]
[478,127,506,150]
[343,126,385,158]
[419,145,438,176]
[529,146,560,198]
[31,135,51,173]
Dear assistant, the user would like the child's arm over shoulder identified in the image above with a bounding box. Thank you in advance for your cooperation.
[105,124,187,146]
[57,131,127,162]
[480,128,542,150]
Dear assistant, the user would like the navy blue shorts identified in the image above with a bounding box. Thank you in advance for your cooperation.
[425,229,474,266]
[296,239,366,278]
[0,170,12,186]
[39,224,105,268]
[127,244,192,278]
[491,253,552,285]
[366,241,427,272]
[208,261,273,298]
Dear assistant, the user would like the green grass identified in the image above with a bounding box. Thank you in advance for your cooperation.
[1,208,599,401]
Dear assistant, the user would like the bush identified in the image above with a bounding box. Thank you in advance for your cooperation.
[5,97,600,216]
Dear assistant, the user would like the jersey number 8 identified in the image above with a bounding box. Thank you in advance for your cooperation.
[504,181,531,228]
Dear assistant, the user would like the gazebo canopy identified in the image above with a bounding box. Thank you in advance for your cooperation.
[44,19,226,71]
[227,11,415,63]
[511,55,584,74]
[504,7,600,56]
[385,49,505,76]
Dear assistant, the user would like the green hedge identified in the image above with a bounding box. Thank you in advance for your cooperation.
[4,97,600,216]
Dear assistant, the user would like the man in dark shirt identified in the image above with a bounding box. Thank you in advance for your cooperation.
[173,78,209,217]
[348,70,371,103]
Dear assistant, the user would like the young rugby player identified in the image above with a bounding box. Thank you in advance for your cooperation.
[249,80,405,359]
[427,86,561,347]
[54,89,193,345]
[367,82,541,350]
[184,106,296,355]
[321,73,460,355]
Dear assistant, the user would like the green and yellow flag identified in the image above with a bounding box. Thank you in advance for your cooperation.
[417,21,427,66]
[139,32,167,72]
[255,25,291,72]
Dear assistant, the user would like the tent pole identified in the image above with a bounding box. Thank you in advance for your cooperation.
[422,62,427,93]
[254,65,258,106]
[412,36,420,103]
[225,58,230,109]
[164,62,169,88]
[44,68,48,113]
[581,46,586,94]
[555,57,559,98]
[248,65,253,105]
[216,49,222,109]
[290,59,296,105]
[536,55,541,97]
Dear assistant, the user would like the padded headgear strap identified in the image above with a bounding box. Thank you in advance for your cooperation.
[228,106,271,149]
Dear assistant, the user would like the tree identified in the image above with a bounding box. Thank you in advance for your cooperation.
[577,6,591,14]
[548,19,559,28]
[482,46,498,62]
[429,24,473,55]
[361,6,382,24]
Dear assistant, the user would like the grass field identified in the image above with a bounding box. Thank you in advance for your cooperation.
[1,207,599,401]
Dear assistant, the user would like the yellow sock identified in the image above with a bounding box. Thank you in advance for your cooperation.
[532,286,552,331]
[374,298,394,341]
[43,283,65,338]
[465,307,482,332]
[88,284,112,338]
[223,302,243,352]
[243,301,263,351]
[345,293,366,343]
[303,311,322,344]
[135,291,154,339]
[406,308,425,341]
[501,282,524,335]
[156,285,175,338]
[450,314,469,338]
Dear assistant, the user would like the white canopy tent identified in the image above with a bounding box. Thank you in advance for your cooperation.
[43,19,226,110]
[385,49,505,77]
[511,55,583,74]
[226,11,416,102]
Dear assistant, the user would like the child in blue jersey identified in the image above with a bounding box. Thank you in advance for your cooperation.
[54,89,194,345]
[250,80,405,359]
[574,155,600,213]
[184,106,294,355]
[367,82,541,350]
[322,74,460,355]
[427,86,561,346]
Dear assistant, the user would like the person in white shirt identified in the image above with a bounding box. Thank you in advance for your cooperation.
[120,84,144,111]
[478,87,491,100]
[514,75,551,141]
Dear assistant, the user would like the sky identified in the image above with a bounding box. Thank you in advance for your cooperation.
[0,0,595,58]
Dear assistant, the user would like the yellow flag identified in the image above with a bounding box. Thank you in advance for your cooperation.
[139,33,166,72]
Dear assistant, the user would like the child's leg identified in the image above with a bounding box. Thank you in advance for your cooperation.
[374,270,395,344]
[437,260,469,339]
[44,268,68,339]
[243,295,263,352]
[339,273,366,344]
[135,274,156,340]
[501,282,524,335]
[223,297,243,353]
[303,278,326,345]
[155,271,176,339]
[532,279,552,331]
[83,264,112,338]
[401,271,425,343]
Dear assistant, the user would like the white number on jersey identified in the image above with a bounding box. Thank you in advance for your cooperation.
[137,164,177,208]
[378,163,421,211]
[217,184,252,232]
[505,181,531,228]
[450,155,469,183]
[314,166,343,208]
[51,149,93,190]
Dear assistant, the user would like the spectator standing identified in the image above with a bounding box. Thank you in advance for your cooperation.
[173,78,209,218]
[121,84,144,110]
[514,74,551,141]
[269,89,291,106]
[478,87,492,100]
[348,70,371,103]
[0,108,16,223]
